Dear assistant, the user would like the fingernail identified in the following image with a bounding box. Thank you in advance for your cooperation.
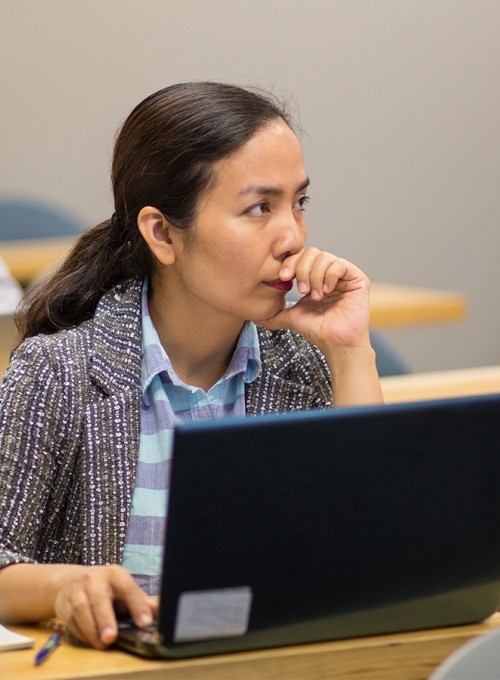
[323,283,329,292]
[138,613,153,627]
[298,281,308,293]
[280,267,291,278]
[101,626,115,644]
[311,289,321,300]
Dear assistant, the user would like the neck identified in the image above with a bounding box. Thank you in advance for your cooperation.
[147,279,245,392]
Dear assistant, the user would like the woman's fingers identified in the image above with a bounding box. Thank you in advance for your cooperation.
[308,253,343,299]
[281,248,368,301]
[66,615,94,649]
[109,566,154,629]
[280,247,320,295]
[294,248,322,296]
[55,565,153,649]
[321,257,361,295]
[85,569,122,646]
[57,581,103,648]
[279,250,304,282]
[282,248,341,300]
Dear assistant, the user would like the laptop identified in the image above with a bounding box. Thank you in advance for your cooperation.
[116,393,500,658]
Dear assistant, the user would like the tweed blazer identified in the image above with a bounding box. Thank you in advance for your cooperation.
[0,278,332,570]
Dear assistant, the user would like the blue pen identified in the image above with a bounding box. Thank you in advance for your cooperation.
[34,633,61,666]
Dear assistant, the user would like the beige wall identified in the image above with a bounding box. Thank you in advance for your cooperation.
[1,0,499,371]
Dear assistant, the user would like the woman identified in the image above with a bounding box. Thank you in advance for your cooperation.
[0,82,382,649]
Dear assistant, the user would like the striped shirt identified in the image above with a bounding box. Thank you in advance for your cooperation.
[121,280,261,594]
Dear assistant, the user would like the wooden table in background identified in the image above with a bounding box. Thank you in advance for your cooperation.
[4,613,500,680]
[0,236,74,286]
[0,237,468,328]
[380,365,500,404]
[369,283,467,329]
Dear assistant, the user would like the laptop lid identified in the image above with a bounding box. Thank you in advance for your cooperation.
[150,394,500,657]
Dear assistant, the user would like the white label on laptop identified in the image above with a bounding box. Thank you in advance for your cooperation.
[174,586,252,642]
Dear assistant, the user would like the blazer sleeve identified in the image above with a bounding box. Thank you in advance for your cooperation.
[0,336,82,569]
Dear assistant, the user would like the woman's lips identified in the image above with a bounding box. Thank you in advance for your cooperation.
[264,279,294,292]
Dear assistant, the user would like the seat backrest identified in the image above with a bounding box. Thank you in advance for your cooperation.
[0,199,84,240]
[369,330,410,377]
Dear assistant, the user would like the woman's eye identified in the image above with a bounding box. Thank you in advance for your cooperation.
[246,202,270,216]
[294,196,310,211]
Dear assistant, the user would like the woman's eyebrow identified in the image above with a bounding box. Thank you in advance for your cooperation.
[238,177,310,197]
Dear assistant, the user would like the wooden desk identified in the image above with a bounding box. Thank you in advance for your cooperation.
[369,283,467,329]
[3,613,500,680]
[381,365,500,404]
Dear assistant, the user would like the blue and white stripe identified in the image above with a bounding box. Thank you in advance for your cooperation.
[121,280,261,594]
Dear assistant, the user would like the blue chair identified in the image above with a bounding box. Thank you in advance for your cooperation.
[369,331,409,377]
[0,199,84,241]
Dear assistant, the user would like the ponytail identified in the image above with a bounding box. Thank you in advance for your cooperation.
[15,215,152,343]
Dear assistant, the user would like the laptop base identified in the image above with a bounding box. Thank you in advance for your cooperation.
[116,580,500,659]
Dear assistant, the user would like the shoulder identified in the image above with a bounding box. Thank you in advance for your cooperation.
[4,278,143,395]
[6,322,91,385]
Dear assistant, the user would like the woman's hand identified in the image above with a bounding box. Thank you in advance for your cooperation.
[255,248,383,407]
[257,248,371,353]
[54,564,157,649]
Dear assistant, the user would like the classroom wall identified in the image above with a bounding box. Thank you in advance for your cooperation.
[1,0,499,372]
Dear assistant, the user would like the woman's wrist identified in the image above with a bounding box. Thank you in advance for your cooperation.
[47,564,87,599]
[322,343,384,407]
[323,343,377,379]
[0,563,87,623]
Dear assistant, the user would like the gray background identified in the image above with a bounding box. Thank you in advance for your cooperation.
[1,0,499,372]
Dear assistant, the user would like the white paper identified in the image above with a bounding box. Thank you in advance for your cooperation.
[174,586,253,642]
[0,623,35,651]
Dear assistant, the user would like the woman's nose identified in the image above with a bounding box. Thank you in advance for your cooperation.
[274,211,306,259]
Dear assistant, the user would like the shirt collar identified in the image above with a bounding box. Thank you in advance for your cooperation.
[140,279,261,400]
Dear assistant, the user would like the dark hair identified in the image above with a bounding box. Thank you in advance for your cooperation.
[16,82,294,342]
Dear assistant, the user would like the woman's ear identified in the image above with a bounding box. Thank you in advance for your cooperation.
[137,206,177,265]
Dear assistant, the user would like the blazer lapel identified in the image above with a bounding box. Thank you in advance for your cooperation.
[80,279,143,565]
[246,370,316,415]
[82,390,141,564]
[246,327,317,415]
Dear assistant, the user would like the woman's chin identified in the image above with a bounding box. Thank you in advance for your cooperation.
[249,297,286,324]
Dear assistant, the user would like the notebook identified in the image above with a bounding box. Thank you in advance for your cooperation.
[116,393,500,658]
[0,623,35,652]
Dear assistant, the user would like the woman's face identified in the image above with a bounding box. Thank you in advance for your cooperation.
[167,120,309,325]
